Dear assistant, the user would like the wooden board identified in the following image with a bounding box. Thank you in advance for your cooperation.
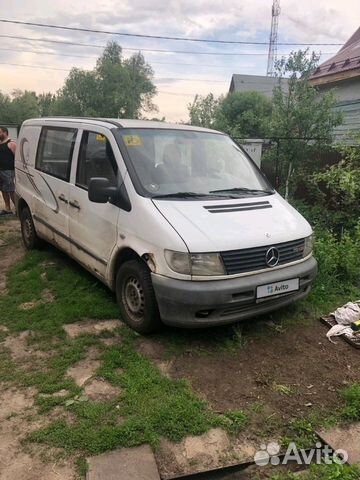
[320,315,360,349]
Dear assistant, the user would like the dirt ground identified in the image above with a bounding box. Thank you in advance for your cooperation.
[138,321,360,443]
[0,386,76,480]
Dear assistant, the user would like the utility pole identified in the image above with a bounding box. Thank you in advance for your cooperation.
[267,0,281,76]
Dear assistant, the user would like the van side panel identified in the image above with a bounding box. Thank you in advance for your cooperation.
[15,124,71,251]
[15,125,42,216]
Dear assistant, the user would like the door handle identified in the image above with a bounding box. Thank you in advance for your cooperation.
[69,200,81,210]
[58,194,68,204]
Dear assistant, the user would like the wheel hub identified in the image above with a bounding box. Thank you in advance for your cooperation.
[24,218,32,243]
[124,277,145,316]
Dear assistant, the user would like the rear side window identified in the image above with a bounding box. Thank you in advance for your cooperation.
[36,127,77,181]
[76,131,118,189]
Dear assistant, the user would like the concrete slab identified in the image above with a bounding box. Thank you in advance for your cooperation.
[64,320,121,338]
[157,428,259,478]
[317,422,360,464]
[87,445,160,480]
[66,348,100,387]
[84,378,121,402]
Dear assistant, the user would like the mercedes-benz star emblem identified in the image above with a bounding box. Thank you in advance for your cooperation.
[265,247,280,267]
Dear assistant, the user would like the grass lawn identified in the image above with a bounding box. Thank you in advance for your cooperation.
[1,220,360,478]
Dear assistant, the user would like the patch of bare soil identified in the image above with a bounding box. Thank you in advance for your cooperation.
[0,386,36,419]
[135,338,174,378]
[0,385,76,479]
[172,322,360,418]
[0,219,24,294]
[18,288,55,311]
[63,319,121,338]
[135,337,167,358]
[154,322,360,445]
[4,331,49,363]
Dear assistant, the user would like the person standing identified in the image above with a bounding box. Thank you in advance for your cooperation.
[0,127,16,215]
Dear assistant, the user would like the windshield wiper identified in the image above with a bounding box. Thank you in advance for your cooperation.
[152,192,213,199]
[210,187,273,195]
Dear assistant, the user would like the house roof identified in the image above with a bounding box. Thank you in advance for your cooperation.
[309,26,360,85]
[229,74,288,98]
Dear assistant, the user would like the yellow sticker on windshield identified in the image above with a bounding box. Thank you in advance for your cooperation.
[96,134,106,142]
[123,135,142,147]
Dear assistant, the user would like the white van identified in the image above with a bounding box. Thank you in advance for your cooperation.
[15,118,317,333]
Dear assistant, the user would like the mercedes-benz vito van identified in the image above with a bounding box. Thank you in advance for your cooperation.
[15,118,317,333]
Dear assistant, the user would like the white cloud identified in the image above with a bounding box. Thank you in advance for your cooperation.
[0,0,359,121]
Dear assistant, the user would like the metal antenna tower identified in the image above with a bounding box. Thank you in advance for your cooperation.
[267,0,281,76]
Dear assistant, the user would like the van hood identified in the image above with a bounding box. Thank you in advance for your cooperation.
[152,193,312,252]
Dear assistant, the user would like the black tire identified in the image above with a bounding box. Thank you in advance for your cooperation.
[20,207,42,250]
[116,259,161,334]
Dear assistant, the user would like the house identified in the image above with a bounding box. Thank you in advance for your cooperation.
[229,74,288,99]
[309,26,360,142]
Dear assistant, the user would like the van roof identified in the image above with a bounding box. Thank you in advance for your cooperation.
[22,117,223,134]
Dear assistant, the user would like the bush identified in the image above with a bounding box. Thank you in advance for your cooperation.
[314,229,360,288]
[304,225,360,311]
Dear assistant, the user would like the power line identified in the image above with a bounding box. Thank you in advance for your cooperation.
[0,46,334,68]
[0,33,105,48]
[0,61,69,71]
[157,78,227,83]
[0,46,98,59]
[0,61,285,85]
[0,18,344,46]
[0,34,335,58]
[0,61,230,83]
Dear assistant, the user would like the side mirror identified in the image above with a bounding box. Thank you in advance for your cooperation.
[88,177,132,212]
[88,177,118,203]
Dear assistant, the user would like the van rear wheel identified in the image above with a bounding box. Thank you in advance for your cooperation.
[116,260,161,334]
[20,207,42,250]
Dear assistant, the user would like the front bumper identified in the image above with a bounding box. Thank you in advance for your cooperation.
[152,256,318,327]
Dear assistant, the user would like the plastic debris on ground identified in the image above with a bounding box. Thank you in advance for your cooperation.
[321,301,360,348]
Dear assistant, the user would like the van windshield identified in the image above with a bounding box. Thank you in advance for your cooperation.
[115,128,273,199]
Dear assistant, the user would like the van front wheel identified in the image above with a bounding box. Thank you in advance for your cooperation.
[20,207,42,250]
[116,260,161,334]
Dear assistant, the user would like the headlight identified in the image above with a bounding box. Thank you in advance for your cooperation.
[165,250,225,276]
[304,235,313,257]
[164,250,191,275]
[191,253,225,275]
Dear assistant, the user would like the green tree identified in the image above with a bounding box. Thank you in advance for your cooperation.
[270,50,342,199]
[188,91,272,138]
[53,69,99,116]
[37,93,57,117]
[217,91,272,138]
[0,90,57,124]
[5,90,40,124]
[0,92,13,123]
[188,93,222,129]
[309,136,360,231]
[55,42,157,118]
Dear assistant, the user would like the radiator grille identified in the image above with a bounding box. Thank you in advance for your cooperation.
[221,238,305,275]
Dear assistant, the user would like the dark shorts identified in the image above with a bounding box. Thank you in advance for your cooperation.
[0,170,15,193]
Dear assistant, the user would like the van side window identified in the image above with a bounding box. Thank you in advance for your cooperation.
[36,127,77,181]
[76,131,118,189]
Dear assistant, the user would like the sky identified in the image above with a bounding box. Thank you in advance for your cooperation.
[0,0,359,122]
